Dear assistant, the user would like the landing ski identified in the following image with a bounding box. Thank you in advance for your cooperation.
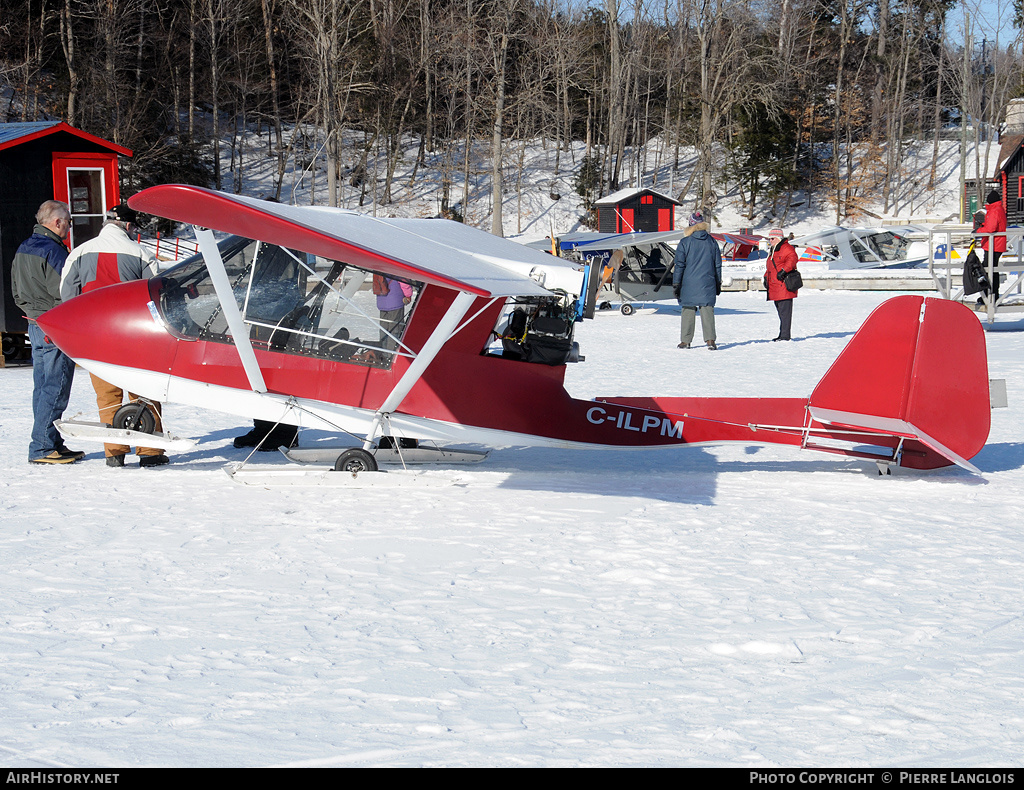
[224,462,466,488]
[281,445,489,466]
[55,419,198,452]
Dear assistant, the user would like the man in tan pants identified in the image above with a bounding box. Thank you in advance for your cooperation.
[61,204,168,468]
[88,375,165,465]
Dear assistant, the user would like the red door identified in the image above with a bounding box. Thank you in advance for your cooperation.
[658,207,672,231]
[619,208,635,233]
[52,152,120,249]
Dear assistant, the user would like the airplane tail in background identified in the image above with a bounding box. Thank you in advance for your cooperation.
[808,295,990,471]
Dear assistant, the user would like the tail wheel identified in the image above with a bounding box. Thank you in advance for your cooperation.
[112,402,156,434]
[333,448,378,474]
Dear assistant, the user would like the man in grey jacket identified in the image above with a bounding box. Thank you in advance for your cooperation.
[672,210,723,350]
[11,200,83,464]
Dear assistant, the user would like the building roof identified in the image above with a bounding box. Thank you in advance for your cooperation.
[0,121,132,156]
[995,134,1024,177]
[594,187,680,206]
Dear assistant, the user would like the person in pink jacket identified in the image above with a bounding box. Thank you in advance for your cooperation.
[765,228,799,341]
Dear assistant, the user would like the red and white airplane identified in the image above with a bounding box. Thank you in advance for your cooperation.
[38,185,991,479]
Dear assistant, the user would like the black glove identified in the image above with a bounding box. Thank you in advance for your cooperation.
[715,280,722,296]
[673,286,681,301]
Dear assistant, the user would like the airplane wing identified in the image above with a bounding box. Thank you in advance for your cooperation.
[712,231,763,246]
[791,226,846,247]
[573,229,764,254]
[129,185,577,298]
[571,229,689,252]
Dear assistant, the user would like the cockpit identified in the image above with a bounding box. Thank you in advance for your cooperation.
[155,236,421,369]
[849,231,911,265]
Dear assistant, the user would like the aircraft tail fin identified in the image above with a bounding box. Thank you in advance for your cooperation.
[808,295,990,471]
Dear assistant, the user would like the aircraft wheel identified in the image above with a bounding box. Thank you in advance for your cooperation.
[2,332,28,361]
[112,402,156,434]
[598,301,612,311]
[333,448,378,474]
[1,333,16,360]
[620,303,635,316]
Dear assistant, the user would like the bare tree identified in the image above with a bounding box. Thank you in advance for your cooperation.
[692,0,775,208]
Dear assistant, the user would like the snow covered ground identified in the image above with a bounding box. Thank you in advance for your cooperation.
[2,289,1023,767]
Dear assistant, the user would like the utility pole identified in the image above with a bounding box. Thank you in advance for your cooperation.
[960,13,970,222]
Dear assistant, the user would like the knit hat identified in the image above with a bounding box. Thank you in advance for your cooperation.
[768,228,784,240]
[688,211,705,226]
[987,189,1002,204]
[107,204,139,224]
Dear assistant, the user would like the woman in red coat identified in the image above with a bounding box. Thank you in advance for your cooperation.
[977,189,1007,301]
[765,228,799,341]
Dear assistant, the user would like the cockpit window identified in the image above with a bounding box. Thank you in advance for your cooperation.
[850,231,909,264]
[156,236,420,368]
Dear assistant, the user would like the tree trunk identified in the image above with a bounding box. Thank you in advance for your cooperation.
[60,0,78,125]
[261,0,286,200]
[207,0,221,190]
[490,30,508,236]
[929,26,946,191]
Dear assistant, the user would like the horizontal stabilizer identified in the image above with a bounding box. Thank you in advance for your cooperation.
[808,408,981,474]
[808,296,989,471]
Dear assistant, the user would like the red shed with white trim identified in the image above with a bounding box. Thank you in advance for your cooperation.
[0,121,131,349]
[595,188,680,234]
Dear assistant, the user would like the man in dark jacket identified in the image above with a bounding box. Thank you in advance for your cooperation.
[673,210,723,350]
[11,200,83,464]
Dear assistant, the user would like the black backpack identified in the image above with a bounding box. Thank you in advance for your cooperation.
[962,249,990,296]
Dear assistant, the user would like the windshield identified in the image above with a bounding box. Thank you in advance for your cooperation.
[156,236,421,369]
[850,231,910,264]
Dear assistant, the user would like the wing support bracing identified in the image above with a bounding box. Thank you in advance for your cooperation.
[362,290,477,450]
[194,226,268,393]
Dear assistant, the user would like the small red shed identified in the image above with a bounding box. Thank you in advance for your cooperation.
[595,188,680,234]
[1,121,132,349]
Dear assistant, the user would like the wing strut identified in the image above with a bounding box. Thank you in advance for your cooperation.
[362,290,477,450]
[194,227,268,393]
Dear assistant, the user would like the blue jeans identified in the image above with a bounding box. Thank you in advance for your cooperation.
[27,321,76,460]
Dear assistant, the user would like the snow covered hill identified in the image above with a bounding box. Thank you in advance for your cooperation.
[209,129,996,244]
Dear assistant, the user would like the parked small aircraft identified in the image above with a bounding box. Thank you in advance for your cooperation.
[567,228,761,315]
[794,226,930,270]
[38,186,991,481]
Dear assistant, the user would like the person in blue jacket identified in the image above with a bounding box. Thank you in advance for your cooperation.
[672,210,722,350]
[10,200,84,464]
